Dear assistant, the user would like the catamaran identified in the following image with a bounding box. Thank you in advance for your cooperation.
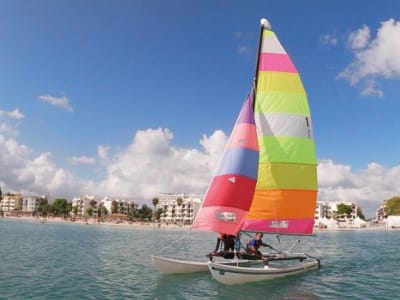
[152,18,320,284]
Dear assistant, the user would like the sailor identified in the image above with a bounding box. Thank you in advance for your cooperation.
[212,233,236,258]
[246,232,274,258]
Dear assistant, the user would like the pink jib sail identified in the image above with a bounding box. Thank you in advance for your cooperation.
[192,95,259,236]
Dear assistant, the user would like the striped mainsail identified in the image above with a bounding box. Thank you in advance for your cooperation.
[241,24,318,235]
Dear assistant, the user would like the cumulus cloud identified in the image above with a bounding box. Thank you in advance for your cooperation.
[0,108,24,120]
[0,108,24,137]
[38,95,73,112]
[94,128,227,201]
[337,19,400,97]
[317,159,400,217]
[1,125,400,218]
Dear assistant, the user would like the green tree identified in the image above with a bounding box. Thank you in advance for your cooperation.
[38,198,50,216]
[98,204,108,217]
[152,197,159,221]
[337,204,353,218]
[138,204,153,221]
[357,207,366,220]
[0,186,2,200]
[385,196,400,215]
[176,197,183,223]
[52,198,69,217]
[111,200,118,214]
[155,208,163,220]
[86,207,93,216]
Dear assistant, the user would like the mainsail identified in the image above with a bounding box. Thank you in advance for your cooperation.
[241,20,318,235]
[192,95,259,236]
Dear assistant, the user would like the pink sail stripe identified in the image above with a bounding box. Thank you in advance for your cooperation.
[242,218,314,235]
[227,123,258,150]
[258,52,297,73]
[192,206,247,236]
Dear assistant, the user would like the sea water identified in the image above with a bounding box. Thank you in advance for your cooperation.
[0,218,399,299]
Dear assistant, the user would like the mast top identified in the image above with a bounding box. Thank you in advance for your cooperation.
[260,18,271,30]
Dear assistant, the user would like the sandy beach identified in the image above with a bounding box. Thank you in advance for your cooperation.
[1,215,192,230]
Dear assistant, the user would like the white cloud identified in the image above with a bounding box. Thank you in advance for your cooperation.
[1,127,399,218]
[0,108,25,120]
[348,25,370,49]
[94,128,227,201]
[317,159,400,217]
[38,95,73,112]
[320,33,338,46]
[238,45,249,54]
[68,156,96,165]
[337,19,400,97]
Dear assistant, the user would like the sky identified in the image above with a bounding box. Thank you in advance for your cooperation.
[1,0,400,218]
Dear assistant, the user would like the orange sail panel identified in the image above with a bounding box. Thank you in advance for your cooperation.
[241,26,317,235]
[192,96,259,236]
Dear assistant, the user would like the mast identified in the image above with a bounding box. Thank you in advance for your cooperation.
[252,18,271,110]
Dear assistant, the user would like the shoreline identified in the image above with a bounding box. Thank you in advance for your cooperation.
[1,215,192,230]
[2,215,397,231]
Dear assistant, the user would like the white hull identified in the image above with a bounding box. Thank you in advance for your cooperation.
[151,255,209,274]
[208,258,320,285]
[151,255,263,275]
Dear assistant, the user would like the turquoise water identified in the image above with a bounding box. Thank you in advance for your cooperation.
[0,218,399,299]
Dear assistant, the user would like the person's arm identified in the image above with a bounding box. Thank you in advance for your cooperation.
[261,241,274,249]
[214,238,221,252]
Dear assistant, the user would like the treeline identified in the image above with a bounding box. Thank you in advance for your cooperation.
[38,198,154,221]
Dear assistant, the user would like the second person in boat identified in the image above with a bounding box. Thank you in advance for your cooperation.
[246,232,274,258]
[212,232,236,258]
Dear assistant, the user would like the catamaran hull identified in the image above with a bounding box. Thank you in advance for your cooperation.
[208,259,320,285]
[151,255,264,275]
[151,255,209,274]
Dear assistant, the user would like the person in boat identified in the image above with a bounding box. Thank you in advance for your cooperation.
[246,232,274,258]
[212,233,236,258]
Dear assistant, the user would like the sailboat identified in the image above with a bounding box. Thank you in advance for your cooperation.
[152,18,320,283]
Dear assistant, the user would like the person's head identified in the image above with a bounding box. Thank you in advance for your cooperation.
[218,232,226,239]
[255,232,263,240]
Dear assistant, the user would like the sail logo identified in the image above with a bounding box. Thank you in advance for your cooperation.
[228,177,236,183]
[269,221,289,228]
[216,211,236,222]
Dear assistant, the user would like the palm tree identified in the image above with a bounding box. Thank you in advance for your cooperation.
[176,197,183,225]
[152,197,159,222]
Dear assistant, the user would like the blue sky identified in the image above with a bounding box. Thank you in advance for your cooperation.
[1,0,400,218]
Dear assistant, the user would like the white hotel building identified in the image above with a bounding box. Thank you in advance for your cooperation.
[156,193,202,225]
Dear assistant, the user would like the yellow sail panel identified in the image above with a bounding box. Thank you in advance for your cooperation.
[257,72,305,93]
[257,162,317,190]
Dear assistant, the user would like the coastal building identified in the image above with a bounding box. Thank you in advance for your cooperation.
[22,195,47,213]
[71,195,97,216]
[157,193,202,225]
[0,193,23,212]
[375,202,387,223]
[314,201,366,229]
[99,196,136,216]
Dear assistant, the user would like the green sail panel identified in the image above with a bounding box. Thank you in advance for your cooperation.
[257,162,317,190]
[258,136,316,164]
